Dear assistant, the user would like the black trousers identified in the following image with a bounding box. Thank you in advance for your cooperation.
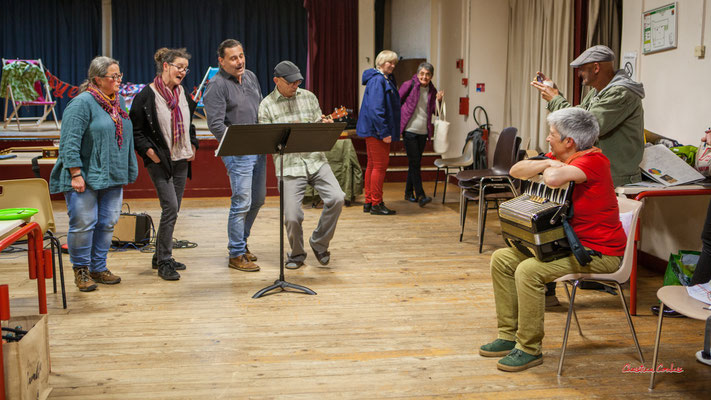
[146,160,188,263]
[403,131,428,197]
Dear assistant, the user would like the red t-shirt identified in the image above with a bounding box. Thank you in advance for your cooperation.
[546,152,627,256]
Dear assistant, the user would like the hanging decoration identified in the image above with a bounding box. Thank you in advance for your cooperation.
[43,69,145,110]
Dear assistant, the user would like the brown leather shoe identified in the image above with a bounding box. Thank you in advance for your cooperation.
[89,269,122,284]
[244,246,258,262]
[228,255,260,272]
[73,266,97,292]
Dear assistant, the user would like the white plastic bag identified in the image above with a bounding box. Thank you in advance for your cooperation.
[432,100,450,154]
[696,141,711,177]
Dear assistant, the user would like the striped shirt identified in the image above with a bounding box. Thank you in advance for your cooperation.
[258,88,328,178]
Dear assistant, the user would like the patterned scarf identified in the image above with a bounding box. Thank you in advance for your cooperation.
[153,75,184,145]
[86,84,129,148]
[565,146,602,164]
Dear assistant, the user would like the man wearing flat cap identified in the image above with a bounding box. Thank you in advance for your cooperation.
[258,60,345,269]
[531,44,645,187]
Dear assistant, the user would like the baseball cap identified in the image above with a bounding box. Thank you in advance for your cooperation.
[570,45,615,67]
[273,60,303,83]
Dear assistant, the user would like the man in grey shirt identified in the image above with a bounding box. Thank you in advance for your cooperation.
[203,39,265,272]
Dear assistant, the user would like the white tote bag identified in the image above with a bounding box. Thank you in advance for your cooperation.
[432,100,450,154]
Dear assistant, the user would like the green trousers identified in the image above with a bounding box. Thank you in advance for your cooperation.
[490,246,621,355]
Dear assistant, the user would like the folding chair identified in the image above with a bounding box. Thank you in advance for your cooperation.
[0,179,67,309]
[191,67,219,119]
[2,59,59,130]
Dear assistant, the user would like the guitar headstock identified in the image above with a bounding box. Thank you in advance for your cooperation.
[329,106,348,120]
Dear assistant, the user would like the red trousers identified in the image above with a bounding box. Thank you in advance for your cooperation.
[364,137,391,204]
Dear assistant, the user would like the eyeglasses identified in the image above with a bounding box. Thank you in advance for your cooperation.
[280,77,302,86]
[101,73,123,81]
[169,63,190,74]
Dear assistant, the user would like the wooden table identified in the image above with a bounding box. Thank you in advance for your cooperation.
[616,184,711,315]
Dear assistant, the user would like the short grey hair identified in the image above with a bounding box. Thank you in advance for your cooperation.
[79,56,119,92]
[375,50,398,68]
[546,108,599,150]
[417,62,434,75]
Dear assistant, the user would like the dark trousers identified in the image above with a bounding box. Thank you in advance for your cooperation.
[692,199,711,285]
[146,160,188,263]
[403,131,428,197]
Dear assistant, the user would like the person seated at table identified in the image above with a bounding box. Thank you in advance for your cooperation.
[479,107,627,372]
[258,60,345,269]
[652,128,711,318]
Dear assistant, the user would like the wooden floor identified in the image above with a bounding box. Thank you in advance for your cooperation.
[2,182,710,399]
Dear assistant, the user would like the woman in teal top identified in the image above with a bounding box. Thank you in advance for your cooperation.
[49,56,138,292]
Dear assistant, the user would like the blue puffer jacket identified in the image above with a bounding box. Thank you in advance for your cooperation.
[356,68,401,141]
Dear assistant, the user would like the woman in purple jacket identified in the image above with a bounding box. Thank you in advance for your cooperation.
[399,62,444,207]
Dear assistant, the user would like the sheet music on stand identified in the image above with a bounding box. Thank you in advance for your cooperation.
[687,283,711,306]
[638,144,705,187]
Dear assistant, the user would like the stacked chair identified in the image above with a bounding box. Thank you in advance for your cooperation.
[456,127,520,252]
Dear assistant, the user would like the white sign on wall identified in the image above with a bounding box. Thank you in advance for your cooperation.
[642,2,678,54]
[622,52,637,81]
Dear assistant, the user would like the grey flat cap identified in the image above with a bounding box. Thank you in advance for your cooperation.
[570,45,615,67]
[273,60,303,82]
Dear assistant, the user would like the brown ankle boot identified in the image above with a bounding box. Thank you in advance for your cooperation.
[244,245,258,261]
[74,266,97,292]
[228,255,260,272]
[90,269,121,284]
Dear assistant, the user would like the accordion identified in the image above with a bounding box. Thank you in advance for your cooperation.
[498,177,575,262]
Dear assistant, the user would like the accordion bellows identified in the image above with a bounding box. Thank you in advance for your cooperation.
[498,176,574,262]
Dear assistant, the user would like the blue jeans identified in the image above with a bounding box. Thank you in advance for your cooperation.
[221,154,266,258]
[64,186,123,272]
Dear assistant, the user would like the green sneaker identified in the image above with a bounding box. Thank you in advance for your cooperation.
[497,349,543,372]
[479,339,516,357]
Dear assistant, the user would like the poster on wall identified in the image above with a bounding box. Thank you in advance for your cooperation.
[642,2,677,54]
[622,52,637,81]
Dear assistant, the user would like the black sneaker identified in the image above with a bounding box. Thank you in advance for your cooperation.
[152,257,186,271]
[404,193,417,202]
[363,203,372,213]
[370,202,396,215]
[417,196,432,207]
[158,261,180,281]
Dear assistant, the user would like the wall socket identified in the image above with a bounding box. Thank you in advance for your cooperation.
[695,45,706,58]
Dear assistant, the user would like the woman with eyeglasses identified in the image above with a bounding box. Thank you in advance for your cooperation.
[50,56,138,292]
[399,62,444,207]
[129,48,198,281]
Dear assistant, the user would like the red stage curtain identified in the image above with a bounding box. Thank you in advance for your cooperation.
[304,0,359,117]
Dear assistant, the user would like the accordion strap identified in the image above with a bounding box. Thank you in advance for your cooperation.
[561,215,601,266]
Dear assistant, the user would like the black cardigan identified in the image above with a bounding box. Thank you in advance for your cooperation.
[129,84,199,179]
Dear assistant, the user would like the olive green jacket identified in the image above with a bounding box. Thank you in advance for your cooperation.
[547,71,645,186]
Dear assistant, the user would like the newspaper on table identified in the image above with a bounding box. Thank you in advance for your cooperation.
[639,144,705,186]
[687,283,711,306]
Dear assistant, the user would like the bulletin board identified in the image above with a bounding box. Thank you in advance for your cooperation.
[642,2,677,54]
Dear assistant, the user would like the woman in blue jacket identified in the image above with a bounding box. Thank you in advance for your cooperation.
[356,50,401,215]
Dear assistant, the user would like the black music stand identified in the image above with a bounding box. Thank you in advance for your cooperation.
[217,122,346,298]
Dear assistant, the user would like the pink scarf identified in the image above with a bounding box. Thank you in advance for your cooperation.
[86,84,129,148]
[153,76,185,145]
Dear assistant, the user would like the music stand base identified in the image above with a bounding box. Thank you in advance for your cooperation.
[252,279,317,298]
